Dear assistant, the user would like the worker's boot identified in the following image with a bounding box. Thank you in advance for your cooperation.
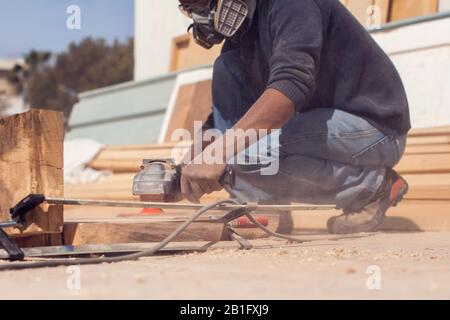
[327,169,408,235]
[275,211,294,235]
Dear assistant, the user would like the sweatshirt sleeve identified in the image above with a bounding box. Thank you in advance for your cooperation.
[267,0,323,111]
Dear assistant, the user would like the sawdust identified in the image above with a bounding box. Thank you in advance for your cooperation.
[0,232,449,299]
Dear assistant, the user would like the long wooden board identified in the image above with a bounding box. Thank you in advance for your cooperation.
[390,0,439,22]
[409,126,450,137]
[405,144,450,154]
[395,153,450,174]
[407,135,450,145]
[163,80,213,143]
[0,110,64,236]
[89,153,450,175]
[63,219,226,246]
[169,34,222,72]
[293,200,450,232]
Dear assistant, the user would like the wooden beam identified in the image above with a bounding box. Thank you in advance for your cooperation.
[409,125,450,137]
[390,0,439,22]
[63,219,227,245]
[0,110,64,236]
[407,135,450,145]
[405,144,450,154]
[13,233,63,249]
[374,0,391,24]
[293,200,450,232]
[169,34,222,72]
[395,153,450,174]
[163,80,213,143]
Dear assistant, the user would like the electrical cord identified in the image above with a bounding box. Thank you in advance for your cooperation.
[0,199,360,271]
[243,212,363,243]
[0,199,237,271]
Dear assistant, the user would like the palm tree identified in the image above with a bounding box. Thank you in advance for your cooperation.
[24,50,52,70]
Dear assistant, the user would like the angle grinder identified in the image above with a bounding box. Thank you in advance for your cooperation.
[132,159,234,202]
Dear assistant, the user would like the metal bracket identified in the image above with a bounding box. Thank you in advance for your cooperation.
[0,194,44,261]
[10,194,46,224]
[0,228,24,261]
[229,229,253,250]
[219,207,255,250]
[219,207,249,224]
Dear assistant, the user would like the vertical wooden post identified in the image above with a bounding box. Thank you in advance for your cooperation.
[0,109,64,236]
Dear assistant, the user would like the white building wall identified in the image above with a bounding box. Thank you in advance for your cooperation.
[372,17,450,128]
[134,0,191,80]
[440,0,450,12]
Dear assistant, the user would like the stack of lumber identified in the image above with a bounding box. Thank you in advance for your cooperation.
[339,0,440,26]
[296,126,450,232]
[65,126,450,233]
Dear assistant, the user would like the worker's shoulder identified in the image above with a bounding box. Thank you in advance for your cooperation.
[262,0,335,15]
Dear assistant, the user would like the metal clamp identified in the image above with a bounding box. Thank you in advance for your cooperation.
[0,194,44,261]
[229,229,253,250]
[0,227,24,261]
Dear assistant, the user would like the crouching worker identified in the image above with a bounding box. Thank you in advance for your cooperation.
[177,0,410,235]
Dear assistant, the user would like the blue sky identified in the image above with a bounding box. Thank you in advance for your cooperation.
[0,0,134,58]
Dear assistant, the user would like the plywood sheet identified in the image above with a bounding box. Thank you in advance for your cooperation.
[390,0,439,21]
[170,34,222,72]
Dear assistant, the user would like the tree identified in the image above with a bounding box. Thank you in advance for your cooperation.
[0,96,8,114]
[22,37,134,120]
[24,50,51,70]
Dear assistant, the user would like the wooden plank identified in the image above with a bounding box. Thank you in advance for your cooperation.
[395,153,450,174]
[374,0,391,24]
[64,171,450,202]
[403,173,450,200]
[390,0,439,21]
[63,219,226,245]
[405,144,450,154]
[407,135,450,145]
[0,110,64,236]
[90,152,450,175]
[90,151,187,173]
[103,141,191,151]
[406,185,450,200]
[170,34,222,72]
[409,125,450,137]
[345,0,374,26]
[293,200,450,232]
[163,80,213,142]
[13,233,63,248]
[0,241,237,259]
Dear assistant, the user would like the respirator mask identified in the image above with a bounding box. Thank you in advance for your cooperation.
[179,0,249,49]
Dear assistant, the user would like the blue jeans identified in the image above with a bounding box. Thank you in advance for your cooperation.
[212,51,407,211]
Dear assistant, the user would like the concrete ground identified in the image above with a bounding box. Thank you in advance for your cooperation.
[0,232,449,300]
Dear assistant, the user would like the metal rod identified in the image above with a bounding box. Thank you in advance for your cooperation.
[0,221,18,229]
[45,197,336,212]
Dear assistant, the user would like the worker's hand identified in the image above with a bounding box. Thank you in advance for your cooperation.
[181,161,227,203]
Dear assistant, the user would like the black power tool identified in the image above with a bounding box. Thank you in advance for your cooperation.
[132,159,234,202]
